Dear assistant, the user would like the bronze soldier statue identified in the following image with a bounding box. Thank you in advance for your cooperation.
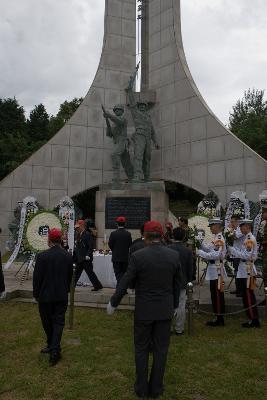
[102,104,133,182]
[126,64,159,182]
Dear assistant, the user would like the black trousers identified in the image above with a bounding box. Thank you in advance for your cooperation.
[38,301,68,353]
[75,260,102,289]
[210,280,225,320]
[237,278,259,320]
[112,261,128,287]
[0,263,5,293]
[134,319,172,397]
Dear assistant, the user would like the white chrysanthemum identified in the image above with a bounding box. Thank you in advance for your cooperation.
[188,215,213,244]
[26,212,62,252]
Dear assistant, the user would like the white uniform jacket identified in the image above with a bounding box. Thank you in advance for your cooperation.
[229,233,257,279]
[198,233,226,281]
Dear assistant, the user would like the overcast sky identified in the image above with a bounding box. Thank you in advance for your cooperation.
[0,0,267,124]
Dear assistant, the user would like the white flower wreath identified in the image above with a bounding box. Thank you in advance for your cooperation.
[25,212,62,252]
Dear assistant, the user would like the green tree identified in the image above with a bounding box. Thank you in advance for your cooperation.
[229,89,267,159]
[0,97,26,134]
[27,103,50,141]
[0,98,28,180]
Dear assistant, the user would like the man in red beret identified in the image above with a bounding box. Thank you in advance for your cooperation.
[108,216,132,286]
[33,228,73,365]
[107,220,182,398]
[74,220,103,291]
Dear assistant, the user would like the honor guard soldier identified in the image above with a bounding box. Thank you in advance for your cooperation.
[228,215,245,296]
[229,219,260,328]
[197,218,226,326]
[260,207,267,289]
[0,227,6,300]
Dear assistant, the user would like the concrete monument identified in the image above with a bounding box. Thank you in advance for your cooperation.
[0,0,267,251]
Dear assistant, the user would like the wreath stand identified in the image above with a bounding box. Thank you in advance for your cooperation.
[15,253,36,285]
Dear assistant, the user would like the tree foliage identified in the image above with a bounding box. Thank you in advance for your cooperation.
[0,97,83,181]
[229,89,267,159]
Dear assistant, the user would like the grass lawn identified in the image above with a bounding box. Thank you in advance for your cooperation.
[0,302,267,400]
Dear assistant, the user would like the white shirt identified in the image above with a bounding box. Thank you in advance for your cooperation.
[233,227,245,250]
[230,232,257,279]
[198,233,226,281]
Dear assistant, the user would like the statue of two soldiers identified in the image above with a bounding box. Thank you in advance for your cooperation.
[102,64,159,183]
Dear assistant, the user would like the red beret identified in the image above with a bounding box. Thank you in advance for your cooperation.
[48,228,62,241]
[74,219,85,228]
[144,220,163,236]
[165,222,173,229]
[116,216,126,223]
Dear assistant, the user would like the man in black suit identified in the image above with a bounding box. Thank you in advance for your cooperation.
[108,216,132,286]
[0,228,6,300]
[168,227,193,335]
[33,228,73,365]
[107,220,182,399]
[74,220,103,291]
[129,224,145,257]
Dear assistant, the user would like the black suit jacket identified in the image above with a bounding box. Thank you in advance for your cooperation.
[74,230,94,264]
[33,245,73,302]
[108,228,132,262]
[168,242,193,289]
[111,242,182,320]
[129,238,145,257]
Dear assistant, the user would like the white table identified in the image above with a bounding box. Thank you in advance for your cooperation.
[78,254,117,288]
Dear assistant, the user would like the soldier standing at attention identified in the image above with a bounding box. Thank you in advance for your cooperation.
[229,219,260,328]
[0,228,6,300]
[102,104,133,182]
[108,216,132,286]
[197,218,226,327]
[126,64,160,182]
[260,207,267,289]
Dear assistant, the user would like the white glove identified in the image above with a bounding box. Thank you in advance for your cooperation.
[106,301,116,315]
[195,249,200,256]
[173,308,179,318]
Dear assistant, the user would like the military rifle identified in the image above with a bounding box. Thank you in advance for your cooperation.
[101,104,113,138]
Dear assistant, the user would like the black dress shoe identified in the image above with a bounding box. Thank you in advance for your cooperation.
[49,351,61,366]
[175,331,184,336]
[91,286,103,292]
[230,290,237,295]
[206,319,225,327]
[259,299,266,306]
[40,346,51,354]
[242,320,261,328]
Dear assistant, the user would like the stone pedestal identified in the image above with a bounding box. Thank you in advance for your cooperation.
[95,182,169,249]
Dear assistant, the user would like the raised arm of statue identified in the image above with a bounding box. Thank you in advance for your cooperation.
[126,63,140,108]
[103,110,125,126]
[102,105,113,138]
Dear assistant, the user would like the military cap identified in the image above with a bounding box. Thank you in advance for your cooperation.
[208,218,223,227]
[113,104,124,111]
[239,219,253,226]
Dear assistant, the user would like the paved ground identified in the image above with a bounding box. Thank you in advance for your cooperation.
[3,263,266,313]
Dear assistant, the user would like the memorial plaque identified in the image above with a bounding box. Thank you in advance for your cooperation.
[105,197,151,229]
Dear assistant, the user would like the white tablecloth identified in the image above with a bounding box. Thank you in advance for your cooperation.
[78,254,117,288]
